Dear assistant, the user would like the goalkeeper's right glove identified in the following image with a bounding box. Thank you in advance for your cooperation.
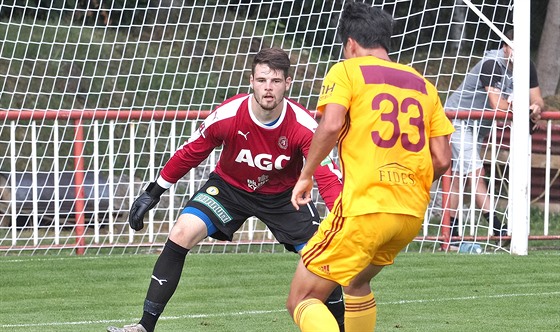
[129,181,167,231]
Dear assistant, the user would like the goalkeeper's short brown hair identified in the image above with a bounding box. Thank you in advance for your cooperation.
[252,47,291,79]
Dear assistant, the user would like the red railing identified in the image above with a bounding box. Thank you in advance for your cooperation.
[0,109,212,254]
[1,109,558,254]
[437,110,560,251]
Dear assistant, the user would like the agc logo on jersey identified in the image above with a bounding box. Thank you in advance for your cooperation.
[235,149,290,171]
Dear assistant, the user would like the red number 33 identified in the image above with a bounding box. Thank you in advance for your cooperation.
[370,93,426,152]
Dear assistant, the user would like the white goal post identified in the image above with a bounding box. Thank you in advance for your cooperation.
[0,0,550,256]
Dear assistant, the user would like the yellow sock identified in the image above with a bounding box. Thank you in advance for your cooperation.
[344,292,377,332]
[294,298,340,332]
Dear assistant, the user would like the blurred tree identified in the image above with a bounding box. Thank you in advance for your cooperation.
[536,0,560,96]
[73,0,150,27]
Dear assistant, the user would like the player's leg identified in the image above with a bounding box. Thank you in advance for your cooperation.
[257,194,346,330]
[448,122,475,238]
[473,135,508,243]
[125,212,209,332]
[287,211,377,332]
[108,175,250,332]
[343,264,384,332]
[448,172,462,237]
[139,212,209,331]
[341,213,422,332]
[107,211,209,332]
[294,243,345,331]
[287,259,340,332]
[325,284,345,331]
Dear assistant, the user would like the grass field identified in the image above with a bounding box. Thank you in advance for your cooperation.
[1,252,560,332]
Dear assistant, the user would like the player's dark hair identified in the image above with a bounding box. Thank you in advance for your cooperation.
[337,1,393,52]
[501,29,514,47]
[252,47,291,79]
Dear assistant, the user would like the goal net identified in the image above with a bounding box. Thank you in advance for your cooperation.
[0,0,518,255]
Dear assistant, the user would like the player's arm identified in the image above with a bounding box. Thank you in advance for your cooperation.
[427,88,454,181]
[292,103,346,209]
[129,123,220,230]
[530,86,544,115]
[529,63,544,126]
[429,135,452,181]
[159,139,216,184]
[312,156,342,211]
[485,86,510,111]
[480,60,510,111]
[528,85,544,133]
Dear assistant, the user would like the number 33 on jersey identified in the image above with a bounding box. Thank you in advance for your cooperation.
[317,57,454,217]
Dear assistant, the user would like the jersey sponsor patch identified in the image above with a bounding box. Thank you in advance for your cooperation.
[377,163,417,186]
[319,83,336,101]
[206,186,219,195]
[192,193,232,224]
[247,174,269,191]
[234,149,291,171]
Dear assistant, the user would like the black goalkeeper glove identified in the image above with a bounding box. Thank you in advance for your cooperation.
[129,181,167,231]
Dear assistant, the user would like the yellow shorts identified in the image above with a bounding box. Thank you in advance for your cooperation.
[301,212,422,286]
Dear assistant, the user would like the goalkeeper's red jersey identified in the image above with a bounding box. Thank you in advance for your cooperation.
[159,94,342,209]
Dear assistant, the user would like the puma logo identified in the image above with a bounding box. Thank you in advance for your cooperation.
[327,296,344,305]
[312,221,321,226]
[151,275,168,286]
[237,130,250,140]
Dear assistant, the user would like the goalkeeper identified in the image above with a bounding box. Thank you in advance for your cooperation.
[107,47,345,332]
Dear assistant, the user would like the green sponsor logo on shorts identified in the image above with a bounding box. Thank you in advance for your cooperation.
[193,193,232,224]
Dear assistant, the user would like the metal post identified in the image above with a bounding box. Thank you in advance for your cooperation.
[510,0,531,255]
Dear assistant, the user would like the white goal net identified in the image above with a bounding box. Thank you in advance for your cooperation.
[0,0,521,255]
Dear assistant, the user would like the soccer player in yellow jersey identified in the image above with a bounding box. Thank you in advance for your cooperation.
[286,2,455,331]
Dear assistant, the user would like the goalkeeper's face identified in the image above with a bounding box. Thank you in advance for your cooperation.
[250,64,292,113]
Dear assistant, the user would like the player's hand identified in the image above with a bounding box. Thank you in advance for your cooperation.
[291,176,314,210]
[129,182,166,231]
[529,104,542,122]
[529,104,542,134]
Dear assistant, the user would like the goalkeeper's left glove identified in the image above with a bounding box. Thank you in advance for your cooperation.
[129,181,166,231]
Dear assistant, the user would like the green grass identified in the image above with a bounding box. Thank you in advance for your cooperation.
[1,252,560,332]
